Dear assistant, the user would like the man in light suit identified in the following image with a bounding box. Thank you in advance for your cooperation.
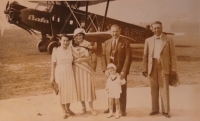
[102,24,132,116]
[142,21,177,118]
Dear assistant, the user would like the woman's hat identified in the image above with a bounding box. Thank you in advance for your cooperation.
[107,63,116,70]
[73,28,86,37]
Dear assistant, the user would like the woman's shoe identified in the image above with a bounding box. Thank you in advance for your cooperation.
[80,107,86,115]
[90,109,97,116]
[67,109,76,116]
[63,113,68,119]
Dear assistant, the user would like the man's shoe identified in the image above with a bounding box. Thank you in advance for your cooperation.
[121,112,126,116]
[149,111,159,115]
[162,112,170,118]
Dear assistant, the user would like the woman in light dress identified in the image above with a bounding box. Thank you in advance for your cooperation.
[71,28,97,116]
[50,34,77,119]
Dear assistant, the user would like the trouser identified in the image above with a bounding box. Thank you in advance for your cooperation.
[149,59,170,113]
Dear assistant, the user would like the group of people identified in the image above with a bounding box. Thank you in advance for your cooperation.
[50,21,177,119]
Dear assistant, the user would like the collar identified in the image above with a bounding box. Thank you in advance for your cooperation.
[79,39,86,46]
[112,37,119,42]
[155,34,162,40]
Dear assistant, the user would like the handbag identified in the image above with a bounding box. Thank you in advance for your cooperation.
[52,81,59,95]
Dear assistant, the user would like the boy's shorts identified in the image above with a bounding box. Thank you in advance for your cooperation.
[108,92,120,98]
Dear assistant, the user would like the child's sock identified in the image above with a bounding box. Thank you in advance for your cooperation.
[115,110,120,119]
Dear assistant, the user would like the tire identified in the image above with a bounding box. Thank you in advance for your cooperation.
[47,41,59,55]
[37,40,47,52]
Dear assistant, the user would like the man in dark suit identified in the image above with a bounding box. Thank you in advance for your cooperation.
[102,24,132,116]
[142,21,177,118]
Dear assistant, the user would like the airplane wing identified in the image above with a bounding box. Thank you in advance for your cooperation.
[67,32,137,43]
[30,0,115,7]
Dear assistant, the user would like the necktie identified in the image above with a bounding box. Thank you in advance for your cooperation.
[112,39,116,50]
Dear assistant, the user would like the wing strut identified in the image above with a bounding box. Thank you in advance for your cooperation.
[101,0,110,31]
[65,1,82,28]
[85,1,88,29]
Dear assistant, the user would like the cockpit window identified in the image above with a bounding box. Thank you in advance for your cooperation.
[35,4,53,12]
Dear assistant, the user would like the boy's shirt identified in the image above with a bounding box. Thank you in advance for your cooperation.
[105,73,126,93]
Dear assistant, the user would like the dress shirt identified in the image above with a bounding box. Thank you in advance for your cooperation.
[153,34,162,59]
[112,37,119,47]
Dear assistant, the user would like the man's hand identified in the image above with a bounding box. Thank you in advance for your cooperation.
[120,72,126,80]
[142,71,148,77]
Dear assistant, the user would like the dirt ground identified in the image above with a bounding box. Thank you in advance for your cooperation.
[0,29,200,100]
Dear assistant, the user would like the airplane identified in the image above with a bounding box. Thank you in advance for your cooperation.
[3,0,156,56]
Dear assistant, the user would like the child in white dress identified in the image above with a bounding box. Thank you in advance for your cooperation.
[105,63,126,119]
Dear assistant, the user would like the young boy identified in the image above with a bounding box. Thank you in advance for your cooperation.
[105,63,126,119]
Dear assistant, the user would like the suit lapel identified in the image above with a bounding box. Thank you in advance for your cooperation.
[159,34,167,55]
[107,39,112,55]
[149,37,155,57]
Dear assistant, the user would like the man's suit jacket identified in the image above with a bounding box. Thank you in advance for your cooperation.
[102,37,132,74]
[142,34,177,76]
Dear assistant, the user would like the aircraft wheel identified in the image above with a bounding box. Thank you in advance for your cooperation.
[37,41,47,52]
[47,41,59,55]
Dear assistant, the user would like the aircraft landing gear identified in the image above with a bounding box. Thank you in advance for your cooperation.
[37,40,47,52]
[47,41,60,55]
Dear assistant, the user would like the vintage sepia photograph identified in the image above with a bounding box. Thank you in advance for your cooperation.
[0,0,200,121]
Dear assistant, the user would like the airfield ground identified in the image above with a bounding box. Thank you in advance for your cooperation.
[0,29,200,99]
[0,29,200,121]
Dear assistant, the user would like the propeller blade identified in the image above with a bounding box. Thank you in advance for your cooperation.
[1,21,5,36]
[6,1,10,11]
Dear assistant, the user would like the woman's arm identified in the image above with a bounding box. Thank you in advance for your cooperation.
[50,47,57,82]
[50,62,56,82]
[74,55,91,63]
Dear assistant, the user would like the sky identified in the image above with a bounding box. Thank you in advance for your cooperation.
[0,0,200,31]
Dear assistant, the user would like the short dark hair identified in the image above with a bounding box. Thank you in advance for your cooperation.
[151,21,162,27]
[60,34,71,40]
[111,24,121,30]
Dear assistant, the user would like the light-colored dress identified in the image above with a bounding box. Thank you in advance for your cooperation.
[71,40,96,102]
[105,73,126,98]
[52,46,77,104]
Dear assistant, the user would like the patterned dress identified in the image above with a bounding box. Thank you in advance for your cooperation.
[71,40,96,102]
[52,46,78,104]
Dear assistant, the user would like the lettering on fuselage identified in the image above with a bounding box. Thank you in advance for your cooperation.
[124,28,145,42]
[28,15,49,23]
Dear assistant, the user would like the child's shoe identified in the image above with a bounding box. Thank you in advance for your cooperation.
[107,110,113,118]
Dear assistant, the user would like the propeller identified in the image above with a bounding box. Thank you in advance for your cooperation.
[4,1,10,14]
[1,1,10,36]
